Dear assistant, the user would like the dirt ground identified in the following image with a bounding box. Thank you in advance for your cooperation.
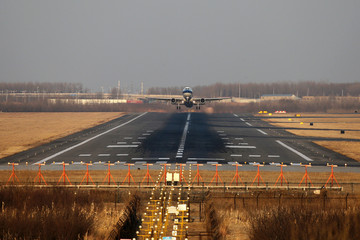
[263,113,360,161]
[0,112,124,159]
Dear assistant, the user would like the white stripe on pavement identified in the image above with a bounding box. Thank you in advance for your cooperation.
[276,140,313,161]
[33,112,148,164]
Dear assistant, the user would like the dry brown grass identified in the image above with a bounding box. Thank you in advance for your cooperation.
[0,112,124,159]
[264,113,360,161]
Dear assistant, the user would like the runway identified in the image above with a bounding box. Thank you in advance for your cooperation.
[4,112,357,167]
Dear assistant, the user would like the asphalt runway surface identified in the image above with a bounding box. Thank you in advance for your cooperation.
[2,112,359,169]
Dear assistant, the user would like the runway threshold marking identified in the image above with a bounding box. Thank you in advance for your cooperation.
[79,154,91,157]
[245,122,252,126]
[107,145,139,148]
[276,140,313,161]
[33,112,148,165]
[176,113,191,159]
[188,158,225,161]
[98,154,110,157]
[226,145,256,149]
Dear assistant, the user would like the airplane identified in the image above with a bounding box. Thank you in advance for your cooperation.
[148,87,230,109]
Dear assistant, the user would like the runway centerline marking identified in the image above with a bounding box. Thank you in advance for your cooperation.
[33,112,148,165]
[276,140,313,161]
[176,113,191,159]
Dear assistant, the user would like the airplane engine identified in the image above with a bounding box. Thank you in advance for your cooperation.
[200,98,205,104]
[171,98,176,104]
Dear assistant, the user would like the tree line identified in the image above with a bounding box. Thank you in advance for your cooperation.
[0,82,87,93]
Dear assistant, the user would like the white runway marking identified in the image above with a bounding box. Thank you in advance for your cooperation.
[230,154,243,157]
[256,129,268,135]
[124,137,133,139]
[79,154,91,157]
[276,140,313,161]
[117,142,127,144]
[233,114,238,117]
[245,122,252,126]
[142,133,151,136]
[98,154,110,157]
[138,137,146,139]
[176,113,191,158]
[240,118,245,121]
[226,145,256,149]
[239,143,249,145]
[219,134,227,136]
[131,157,170,161]
[221,137,229,140]
[132,142,141,144]
[235,138,244,140]
[107,145,138,148]
[116,154,129,156]
[147,130,154,132]
[249,155,261,158]
[188,158,225,161]
[207,161,218,165]
[268,155,280,158]
[34,112,148,165]
[217,130,224,133]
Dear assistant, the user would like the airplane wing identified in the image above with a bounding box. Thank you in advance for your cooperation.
[146,97,183,104]
[193,97,231,104]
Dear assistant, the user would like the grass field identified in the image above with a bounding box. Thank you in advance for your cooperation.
[264,113,360,161]
[0,112,124,159]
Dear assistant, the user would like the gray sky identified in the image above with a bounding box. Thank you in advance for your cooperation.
[0,1,359,92]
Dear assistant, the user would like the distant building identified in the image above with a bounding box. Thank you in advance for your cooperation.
[260,94,299,101]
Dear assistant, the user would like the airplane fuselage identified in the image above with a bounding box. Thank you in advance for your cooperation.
[182,87,193,108]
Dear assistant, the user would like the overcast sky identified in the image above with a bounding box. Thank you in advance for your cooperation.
[0,1,359,92]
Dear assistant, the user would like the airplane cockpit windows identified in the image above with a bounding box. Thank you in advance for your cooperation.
[183,87,193,93]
